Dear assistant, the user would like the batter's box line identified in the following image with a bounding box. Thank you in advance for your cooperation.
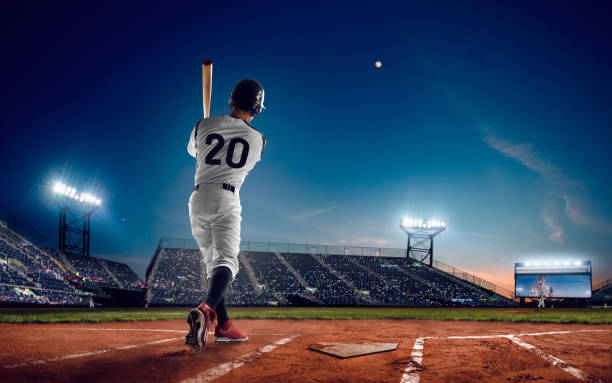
[180,334,300,383]
[46,328,295,336]
[400,329,610,383]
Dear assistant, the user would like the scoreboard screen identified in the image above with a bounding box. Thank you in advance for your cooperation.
[514,261,592,299]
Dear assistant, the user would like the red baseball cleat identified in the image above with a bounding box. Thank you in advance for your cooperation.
[214,320,249,343]
[185,303,217,351]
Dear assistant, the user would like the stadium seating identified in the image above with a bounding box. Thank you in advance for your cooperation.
[64,254,122,289]
[147,248,204,305]
[244,252,303,295]
[98,258,144,290]
[1,213,513,308]
[282,253,355,305]
[0,218,144,306]
[146,248,276,306]
[319,253,409,304]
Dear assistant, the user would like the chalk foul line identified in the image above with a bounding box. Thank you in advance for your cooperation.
[400,329,609,383]
[180,334,300,383]
[400,337,425,383]
[2,337,183,369]
[45,328,292,337]
[505,335,587,381]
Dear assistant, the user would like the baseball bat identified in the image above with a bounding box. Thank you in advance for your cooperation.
[202,58,213,118]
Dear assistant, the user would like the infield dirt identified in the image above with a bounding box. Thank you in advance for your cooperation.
[0,319,610,383]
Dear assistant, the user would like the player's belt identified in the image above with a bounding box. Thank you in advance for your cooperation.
[193,183,236,194]
[222,183,236,193]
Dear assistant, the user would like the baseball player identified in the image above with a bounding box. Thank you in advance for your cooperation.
[184,79,266,351]
[530,275,553,310]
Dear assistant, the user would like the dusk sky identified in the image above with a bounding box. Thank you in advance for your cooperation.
[1,1,611,289]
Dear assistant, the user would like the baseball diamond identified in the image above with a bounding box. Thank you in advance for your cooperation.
[2,1,612,383]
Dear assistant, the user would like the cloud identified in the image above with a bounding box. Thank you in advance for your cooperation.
[484,129,612,242]
[286,205,341,222]
[483,130,563,181]
[542,215,564,244]
[336,237,391,246]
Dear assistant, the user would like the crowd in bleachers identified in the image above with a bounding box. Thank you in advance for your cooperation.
[147,248,203,305]
[147,249,278,306]
[283,253,355,305]
[226,256,274,306]
[1,219,144,306]
[2,214,511,307]
[320,253,410,304]
[144,248,509,307]
[246,252,303,295]
[0,284,87,305]
[64,254,120,289]
[351,256,497,306]
[98,258,144,290]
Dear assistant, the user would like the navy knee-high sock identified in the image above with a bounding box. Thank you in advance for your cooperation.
[205,266,232,323]
[215,297,229,325]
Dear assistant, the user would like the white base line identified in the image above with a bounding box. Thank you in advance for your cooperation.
[400,337,424,383]
[47,328,186,333]
[180,335,299,383]
[400,330,609,383]
[45,328,293,337]
[2,337,183,369]
[506,336,587,381]
[424,329,610,340]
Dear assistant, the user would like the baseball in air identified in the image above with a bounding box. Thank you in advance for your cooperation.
[374,61,382,68]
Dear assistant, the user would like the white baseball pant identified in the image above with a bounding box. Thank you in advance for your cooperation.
[188,183,241,280]
[538,297,545,308]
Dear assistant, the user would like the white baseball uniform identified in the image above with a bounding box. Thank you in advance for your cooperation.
[530,283,553,309]
[187,115,265,279]
[529,283,553,298]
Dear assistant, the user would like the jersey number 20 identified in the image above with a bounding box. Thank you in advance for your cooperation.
[205,133,250,168]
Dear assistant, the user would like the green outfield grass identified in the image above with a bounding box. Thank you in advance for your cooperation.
[0,307,611,324]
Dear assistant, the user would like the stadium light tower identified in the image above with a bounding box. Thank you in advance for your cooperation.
[399,218,446,267]
[51,181,102,257]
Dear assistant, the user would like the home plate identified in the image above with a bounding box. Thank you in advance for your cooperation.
[309,342,399,359]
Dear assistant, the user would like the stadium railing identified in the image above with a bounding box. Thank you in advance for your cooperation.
[593,278,612,292]
[0,210,57,250]
[156,238,514,299]
[432,260,514,299]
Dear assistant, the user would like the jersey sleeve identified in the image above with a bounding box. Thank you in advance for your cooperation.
[187,122,198,158]
[260,134,266,158]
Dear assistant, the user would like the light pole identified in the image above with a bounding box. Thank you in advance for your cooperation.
[51,181,102,257]
[399,218,446,267]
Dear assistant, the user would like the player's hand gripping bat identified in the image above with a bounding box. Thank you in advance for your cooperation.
[202,59,213,118]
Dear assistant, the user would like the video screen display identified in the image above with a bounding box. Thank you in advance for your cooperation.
[515,274,591,298]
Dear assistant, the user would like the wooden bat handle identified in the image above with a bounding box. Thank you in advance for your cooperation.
[202,59,213,118]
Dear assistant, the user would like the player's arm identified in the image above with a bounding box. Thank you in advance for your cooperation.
[187,121,200,158]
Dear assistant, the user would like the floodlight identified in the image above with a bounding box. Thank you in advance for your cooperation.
[96,199,101,206]
[574,261,580,265]
[563,261,569,266]
[553,261,560,266]
[525,262,531,266]
[534,261,541,266]
[401,217,410,228]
